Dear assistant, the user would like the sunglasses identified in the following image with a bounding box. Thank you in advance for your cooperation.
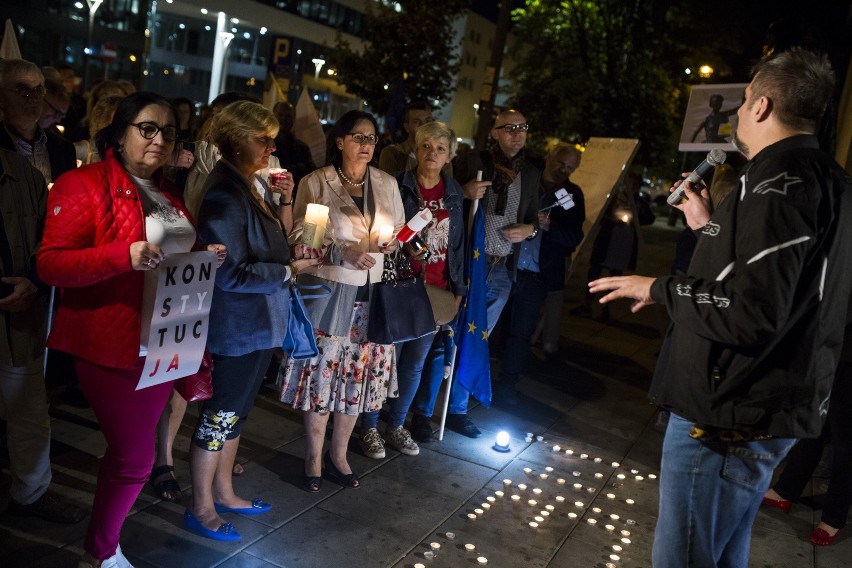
[3,85,46,100]
[347,132,379,145]
[130,122,178,142]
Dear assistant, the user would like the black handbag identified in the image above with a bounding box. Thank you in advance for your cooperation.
[367,250,436,344]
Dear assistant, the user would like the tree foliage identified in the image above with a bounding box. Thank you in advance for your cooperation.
[509,0,704,174]
[329,0,470,117]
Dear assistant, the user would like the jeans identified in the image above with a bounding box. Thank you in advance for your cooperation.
[363,331,436,430]
[498,270,548,387]
[653,414,796,568]
[0,359,51,505]
[412,263,513,417]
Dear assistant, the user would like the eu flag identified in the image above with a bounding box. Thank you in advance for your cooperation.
[453,205,491,406]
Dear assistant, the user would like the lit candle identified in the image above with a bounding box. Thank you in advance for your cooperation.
[378,224,394,246]
[612,461,620,468]
[446,532,455,540]
[606,564,616,568]
[565,449,574,455]
[552,445,561,452]
[573,471,581,477]
[568,512,577,518]
[302,203,329,250]
[636,475,644,481]
[617,474,626,480]
[475,508,484,515]
[587,487,596,493]
[465,543,476,551]
[528,522,538,528]
[482,503,491,510]
[605,524,615,531]
[524,467,533,474]
[606,493,616,499]
[573,483,582,490]
[610,514,620,520]
[557,478,566,485]
[545,466,554,472]
[534,515,544,522]
[518,484,527,491]
[430,542,441,551]
[631,469,639,474]
[612,545,623,552]
[621,530,631,536]
[541,511,550,517]
[495,491,504,497]
[594,457,602,463]
[423,551,434,560]
[533,488,542,495]
[468,513,477,520]
[415,564,425,568]
[540,473,548,480]
[621,537,631,544]
[595,473,604,479]
[587,518,597,525]
[545,505,554,511]
[610,554,621,561]
[528,499,537,506]
[511,494,521,501]
[626,499,635,505]
[592,507,602,513]
[574,501,584,507]
[649,474,657,480]
[486,496,495,503]
[536,435,544,442]
[555,495,565,502]
[580,453,588,459]
[477,556,488,565]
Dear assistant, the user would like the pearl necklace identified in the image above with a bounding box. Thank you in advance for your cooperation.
[337,167,366,187]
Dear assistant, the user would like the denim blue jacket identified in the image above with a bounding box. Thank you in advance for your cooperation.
[198,160,292,356]
[395,169,467,297]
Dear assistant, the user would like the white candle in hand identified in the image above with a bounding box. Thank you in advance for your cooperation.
[302,203,329,250]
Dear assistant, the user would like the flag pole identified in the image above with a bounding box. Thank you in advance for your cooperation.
[437,171,482,440]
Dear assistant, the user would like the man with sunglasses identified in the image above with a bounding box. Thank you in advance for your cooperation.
[0,59,84,525]
[424,109,540,438]
[0,59,75,184]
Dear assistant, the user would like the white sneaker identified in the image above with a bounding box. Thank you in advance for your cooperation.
[77,545,134,568]
[360,428,386,459]
[385,426,420,456]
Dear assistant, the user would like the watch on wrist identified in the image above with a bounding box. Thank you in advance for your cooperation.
[526,226,538,240]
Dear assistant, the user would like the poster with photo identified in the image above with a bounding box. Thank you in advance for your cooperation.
[679,83,748,152]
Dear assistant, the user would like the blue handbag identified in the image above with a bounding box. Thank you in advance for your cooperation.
[283,283,330,360]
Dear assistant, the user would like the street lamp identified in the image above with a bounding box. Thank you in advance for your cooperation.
[84,0,104,86]
[698,65,714,79]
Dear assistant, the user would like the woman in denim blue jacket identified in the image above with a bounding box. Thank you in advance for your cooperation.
[360,122,468,456]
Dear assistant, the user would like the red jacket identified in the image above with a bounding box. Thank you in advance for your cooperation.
[37,150,196,369]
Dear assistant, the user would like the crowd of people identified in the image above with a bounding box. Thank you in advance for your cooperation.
[0,46,849,568]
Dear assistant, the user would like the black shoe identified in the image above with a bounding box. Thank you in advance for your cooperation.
[411,414,433,443]
[322,452,361,488]
[8,492,85,524]
[446,414,481,438]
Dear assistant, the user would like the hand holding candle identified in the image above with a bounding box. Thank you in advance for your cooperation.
[302,203,329,250]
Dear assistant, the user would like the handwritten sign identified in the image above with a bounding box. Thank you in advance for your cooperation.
[137,251,217,390]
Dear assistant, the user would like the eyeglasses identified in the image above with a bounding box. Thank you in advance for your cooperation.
[44,98,66,120]
[493,123,530,133]
[254,135,276,149]
[3,85,46,100]
[130,122,178,142]
[347,132,379,145]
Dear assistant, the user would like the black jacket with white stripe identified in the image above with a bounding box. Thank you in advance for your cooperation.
[649,135,852,438]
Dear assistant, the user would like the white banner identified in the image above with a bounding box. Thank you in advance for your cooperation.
[136,251,217,390]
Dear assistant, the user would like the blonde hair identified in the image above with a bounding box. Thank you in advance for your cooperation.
[414,121,458,159]
[89,95,123,139]
[210,101,279,159]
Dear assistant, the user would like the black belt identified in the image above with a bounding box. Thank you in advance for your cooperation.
[486,254,508,265]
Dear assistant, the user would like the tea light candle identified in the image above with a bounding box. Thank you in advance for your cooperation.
[573,483,582,490]
[503,479,512,485]
[626,519,636,526]
[649,473,657,479]
[486,496,495,503]
[606,564,616,568]
[568,512,577,519]
[415,564,425,568]
[610,554,621,561]
[592,507,602,513]
[612,461,621,468]
[511,494,521,501]
[529,521,539,528]
[533,488,542,495]
[552,445,561,452]
[526,432,533,438]
[481,503,491,510]
[612,545,623,552]
[534,515,544,522]
[430,542,441,551]
[539,473,548,480]
[467,513,477,520]
[610,513,620,520]
[595,473,604,479]
[594,457,602,463]
[545,466,554,472]
[587,487,596,493]
[555,495,565,502]
[474,508,484,515]
[465,543,476,551]
[557,478,566,484]
[302,203,330,249]
[621,537,631,544]
[625,499,635,505]
[536,435,544,442]
[621,530,631,536]
[525,436,533,443]
[631,469,639,474]
[605,524,615,531]
[617,473,626,480]
[580,453,589,459]
[574,501,584,507]
[565,449,574,455]
[572,471,581,477]
[518,484,527,491]
[528,499,537,506]
[477,557,488,565]
[587,518,597,525]
[606,493,616,499]
[495,491,504,497]
[540,511,550,517]
[545,504,554,511]
[446,532,455,540]
[378,224,394,246]
[423,551,434,560]
[523,467,532,474]
[636,475,644,481]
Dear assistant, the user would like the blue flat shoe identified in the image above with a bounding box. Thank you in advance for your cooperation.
[214,498,272,516]
[183,509,241,541]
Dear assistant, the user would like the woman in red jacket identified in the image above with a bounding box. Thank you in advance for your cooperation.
[37,92,225,568]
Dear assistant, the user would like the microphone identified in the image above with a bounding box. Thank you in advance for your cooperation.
[667,148,727,206]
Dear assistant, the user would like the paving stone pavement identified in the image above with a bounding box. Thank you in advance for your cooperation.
[1,218,849,567]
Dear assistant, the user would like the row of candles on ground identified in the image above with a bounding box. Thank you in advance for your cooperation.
[412,532,491,566]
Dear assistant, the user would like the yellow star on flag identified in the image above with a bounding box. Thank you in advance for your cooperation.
[468,321,477,334]
[482,330,489,341]
[473,248,481,260]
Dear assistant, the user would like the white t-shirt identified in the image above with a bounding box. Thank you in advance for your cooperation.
[133,175,196,356]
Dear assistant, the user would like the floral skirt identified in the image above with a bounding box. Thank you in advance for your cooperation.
[278,302,397,416]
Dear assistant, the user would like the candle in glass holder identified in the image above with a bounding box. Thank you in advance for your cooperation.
[477,556,488,565]
[378,224,394,247]
[302,203,329,250]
